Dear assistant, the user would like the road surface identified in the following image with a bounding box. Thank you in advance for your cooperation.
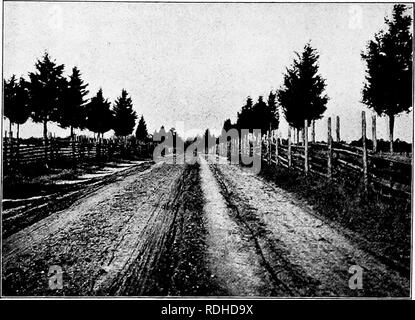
[2,156,410,296]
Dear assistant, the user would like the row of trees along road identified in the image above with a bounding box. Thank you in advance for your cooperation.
[4,52,149,143]
[361,4,412,153]
[223,41,327,142]
[222,5,412,152]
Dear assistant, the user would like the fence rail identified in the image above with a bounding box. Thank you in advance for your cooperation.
[3,137,155,171]
[217,111,412,200]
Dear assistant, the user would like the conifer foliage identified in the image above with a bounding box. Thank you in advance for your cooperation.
[277,42,328,130]
[27,52,67,141]
[361,4,412,152]
[112,89,137,137]
[85,88,113,138]
[58,67,89,138]
[135,115,149,142]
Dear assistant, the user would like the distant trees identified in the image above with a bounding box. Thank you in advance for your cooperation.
[251,96,269,133]
[236,97,254,130]
[135,115,149,142]
[219,43,328,144]
[85,89,113,138]
[27,52,67,142]
[112,89,137,137]
[267,90,279,130]
[222,118,234,132]
[277,43,328,134]
[3,75,18,133]
[203,128,216,153]
[4,52,142,142]
[58,67,89,138]
[235,94,279,134]
[361,4,412,153]
[4,75,30,140]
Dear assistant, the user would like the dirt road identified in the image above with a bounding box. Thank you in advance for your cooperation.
[202,155,409,297]
[3,162,187,295]
[2,156,410,297]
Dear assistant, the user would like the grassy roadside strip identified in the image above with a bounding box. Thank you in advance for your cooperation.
[2,162,153,238]
[259,162,411,275]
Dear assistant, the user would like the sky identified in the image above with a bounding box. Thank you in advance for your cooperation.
[2,2,414,142]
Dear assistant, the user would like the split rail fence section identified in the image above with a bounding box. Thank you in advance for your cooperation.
[217,111,411,199]
[3,136,154,171]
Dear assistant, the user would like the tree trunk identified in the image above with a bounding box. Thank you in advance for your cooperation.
[17,123,20,164]
[43,119,48,164]
[43,119,48,145]
[71,126,76,164]
[389,114,394,153]
[296,129,299,145]
[9,119,12,138]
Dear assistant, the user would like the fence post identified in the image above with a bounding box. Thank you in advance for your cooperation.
[362,111,368,192]
[304,119,309,175]
[246,134,249,158]
[372,114,377,153]
[327,117,332,180]
[312,120,315,143]
[268,124,273,165]
[336,115,341,142]
[43,135,48,165]
[71,135,76,163]
[4,135,8,171]
[275,130,279,166]
[301,127,305,146]
[288,126,292,168]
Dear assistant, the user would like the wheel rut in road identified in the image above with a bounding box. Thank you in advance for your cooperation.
[203,155,409,297]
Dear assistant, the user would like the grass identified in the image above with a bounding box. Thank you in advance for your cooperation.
[259,161,411,274]
[2,155,148,199]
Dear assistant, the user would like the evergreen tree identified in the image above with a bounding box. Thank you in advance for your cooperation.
[361,4,412,152]
[135,115,149,142]
[112,89,137,137]
[4,75,30,139]
[267,90,279,130]
[153,125,167,140]
[27,52,66,142]
[277,43,328,130]
[236,96,254,130]
[222,118,233,132]
[85,88,113,138]
[252,96,269,132]
[58,67,89,138]
[4,75,18,134]
[234,93,279,134]
[203,128,216,153]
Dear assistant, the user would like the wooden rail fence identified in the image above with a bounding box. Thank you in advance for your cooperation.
[216,111,411,199]
[3,136,154,171]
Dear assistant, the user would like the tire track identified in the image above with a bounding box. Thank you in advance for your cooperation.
[199,156,278,296]
[206,155,409,297]
[2,162,185,296]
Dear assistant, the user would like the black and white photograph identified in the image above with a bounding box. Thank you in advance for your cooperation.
[0,0,413,301]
